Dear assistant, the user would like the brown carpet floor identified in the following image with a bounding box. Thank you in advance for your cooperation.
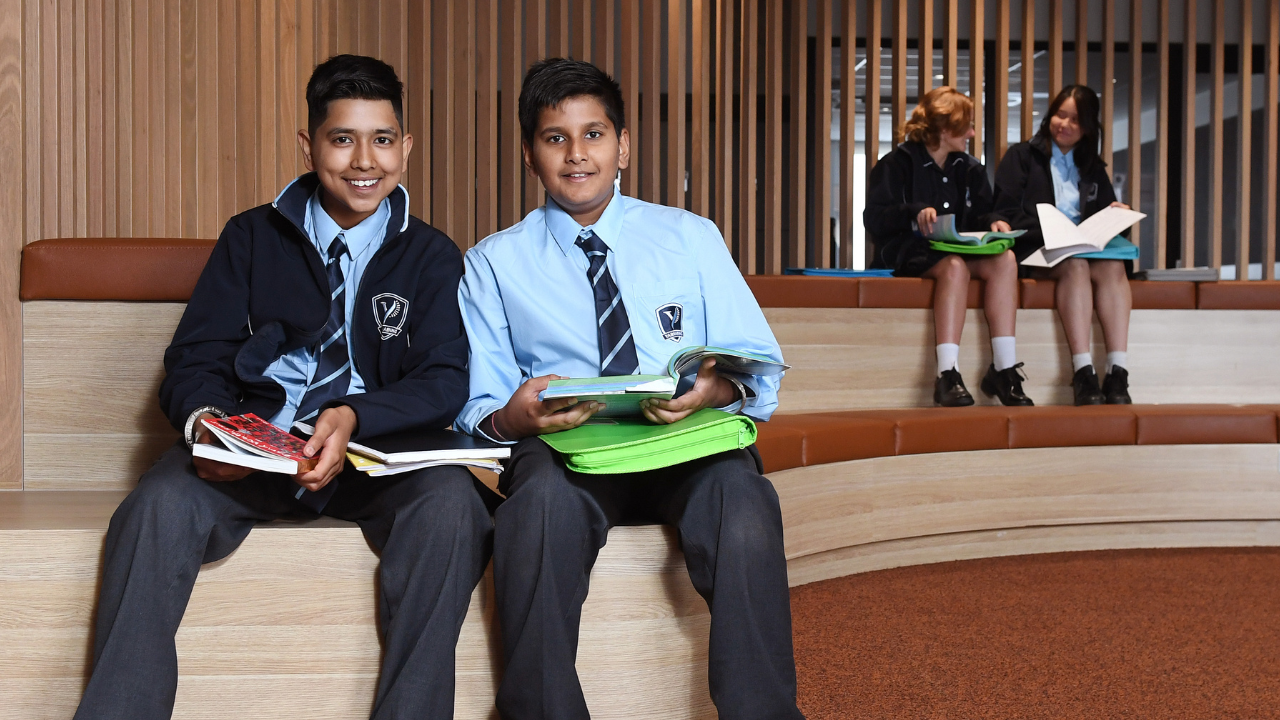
[791,547,1280,719]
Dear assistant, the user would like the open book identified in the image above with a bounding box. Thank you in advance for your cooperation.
[293,422,510,477]
[925,213,1025,246]
[1021,204,1146,267]
[538,346,790,418]
[192,413,319,474]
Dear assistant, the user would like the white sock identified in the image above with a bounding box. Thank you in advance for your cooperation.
[1106,351,1127,374]
[991,336,1017,371]
[936,343,960,374]
[1071,353,1093,372]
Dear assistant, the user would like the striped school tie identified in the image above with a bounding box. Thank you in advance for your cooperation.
[291,234,350,512]
[576,231,640,376]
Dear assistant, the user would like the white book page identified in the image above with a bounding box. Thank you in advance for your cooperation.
[1075,206,1146,247]
[1036,203,1089,249]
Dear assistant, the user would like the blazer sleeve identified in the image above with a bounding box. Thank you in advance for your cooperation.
[159,217,255,431]
[863,154,929,239]
[991,145,1040,232]
[330,233,471,439]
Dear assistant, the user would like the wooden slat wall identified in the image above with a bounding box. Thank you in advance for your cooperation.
[1100,0,1113,168]
[9,0,1280,291]
[1235,0,1250,280]
[1182,0,1197,266]
[1156,0,1169,268]
[1209,0,1224,269]
[1128,0,1141,248]
[838,0,855,268]
[1267,0,1279,280]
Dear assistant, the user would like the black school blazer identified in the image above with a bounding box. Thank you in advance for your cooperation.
[159,172,470,440]
[992,136,1119,259]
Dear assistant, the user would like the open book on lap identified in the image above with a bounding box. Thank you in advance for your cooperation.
[293,421,510,476]
[539,346,790,419]
[192,413,319,474]
[925,213,1026,246]
[1022,204,1146,267]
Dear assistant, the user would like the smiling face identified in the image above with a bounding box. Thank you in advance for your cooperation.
[1048,96,1084,153]
[522,95,630,227]
[297,98,413,229]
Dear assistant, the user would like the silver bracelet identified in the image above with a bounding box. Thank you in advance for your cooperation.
[723,375,749,415]
[184,406,229,448]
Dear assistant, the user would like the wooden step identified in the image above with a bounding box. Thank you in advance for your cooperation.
[0,491,714,720]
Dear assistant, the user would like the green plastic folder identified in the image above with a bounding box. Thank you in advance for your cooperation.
[539,408,758,474]
[928,237,1016,255]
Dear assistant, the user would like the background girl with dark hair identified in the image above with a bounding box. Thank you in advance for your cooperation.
[865,86,1032,407]
[993,85,1134,406]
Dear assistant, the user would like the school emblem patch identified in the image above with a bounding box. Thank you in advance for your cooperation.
[656,302,684,342]
[372,293,408,340]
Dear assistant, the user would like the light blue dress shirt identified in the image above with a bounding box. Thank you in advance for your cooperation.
[1049,143,1082,223]
[456,185,785,439]
[265,189,391,430]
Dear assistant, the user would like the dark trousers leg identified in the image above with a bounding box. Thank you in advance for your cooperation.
[73,443,305,720]
[492,439,626,720]
[325,465,494,720]
[655,448,804,720]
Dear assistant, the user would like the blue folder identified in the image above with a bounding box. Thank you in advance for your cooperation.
[784,268,896,278]
[1075,236,1139,260]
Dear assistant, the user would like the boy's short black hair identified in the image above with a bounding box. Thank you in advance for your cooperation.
[519,58,625,144]
[306,54,404,135]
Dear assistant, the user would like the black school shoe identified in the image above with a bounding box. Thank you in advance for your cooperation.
[980,363,1034,406]
[1072,365,1106,405]
[934,369,975,407]
[1102,366,1132,404]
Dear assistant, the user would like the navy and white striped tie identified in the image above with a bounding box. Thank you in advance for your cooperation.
[291,234,350,513]
[296,233,353,423]
[576,231,640,376]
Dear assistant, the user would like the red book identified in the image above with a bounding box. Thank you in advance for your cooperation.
[197,413,319,474]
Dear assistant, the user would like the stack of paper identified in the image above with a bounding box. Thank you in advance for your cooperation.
[294,422,510,477]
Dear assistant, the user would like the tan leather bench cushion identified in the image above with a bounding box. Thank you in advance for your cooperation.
[1007,405,1138,448]
[854,407,1011,455]
[1134,405,1279,445]
[1021,279,1197,310]
[1196,282,1280,310]
[21,238,216,301]
[755,405,1277,472]
[744,276,859,308]
[858,277,983,309]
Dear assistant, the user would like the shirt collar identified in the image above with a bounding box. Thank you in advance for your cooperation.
[545,183,626,256]
[306,189,390,259]
[1051,143,1075,167]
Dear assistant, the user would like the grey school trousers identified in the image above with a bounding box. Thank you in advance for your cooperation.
[492,438,805,720]
[73,442,494,720]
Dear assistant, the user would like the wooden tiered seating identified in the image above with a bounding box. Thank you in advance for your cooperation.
[7,240,1280,719]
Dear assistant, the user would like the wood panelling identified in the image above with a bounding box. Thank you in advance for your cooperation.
[813,0,832,268]
[1182,0,1197,266]
[1020,0,1033,140]
[1128,0,1141,247]
[765,307,1280,412]
[1267,0,1279,280]
[0,0,21,490]
[1236,0,1251,279]
[1156,0,1169,268]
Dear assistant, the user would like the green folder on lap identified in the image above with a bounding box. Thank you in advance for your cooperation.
[540,408,758,474]
[928,237,1016,255]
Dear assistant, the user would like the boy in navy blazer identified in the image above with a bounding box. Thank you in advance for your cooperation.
[73,55,491,720]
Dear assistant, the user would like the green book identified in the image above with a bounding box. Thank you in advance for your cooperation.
[540,408,758,474]
[925,214,1026,245]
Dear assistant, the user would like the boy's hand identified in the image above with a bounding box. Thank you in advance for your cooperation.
[295,405,358,492]
[641,358,739,425]
[191,413,255,483]
[494,375,603,440]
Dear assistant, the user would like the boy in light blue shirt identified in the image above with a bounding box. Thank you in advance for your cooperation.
[456,59,803,720]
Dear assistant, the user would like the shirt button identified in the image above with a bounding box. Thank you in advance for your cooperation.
[943,202,950,208]
[942,177,949,183]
